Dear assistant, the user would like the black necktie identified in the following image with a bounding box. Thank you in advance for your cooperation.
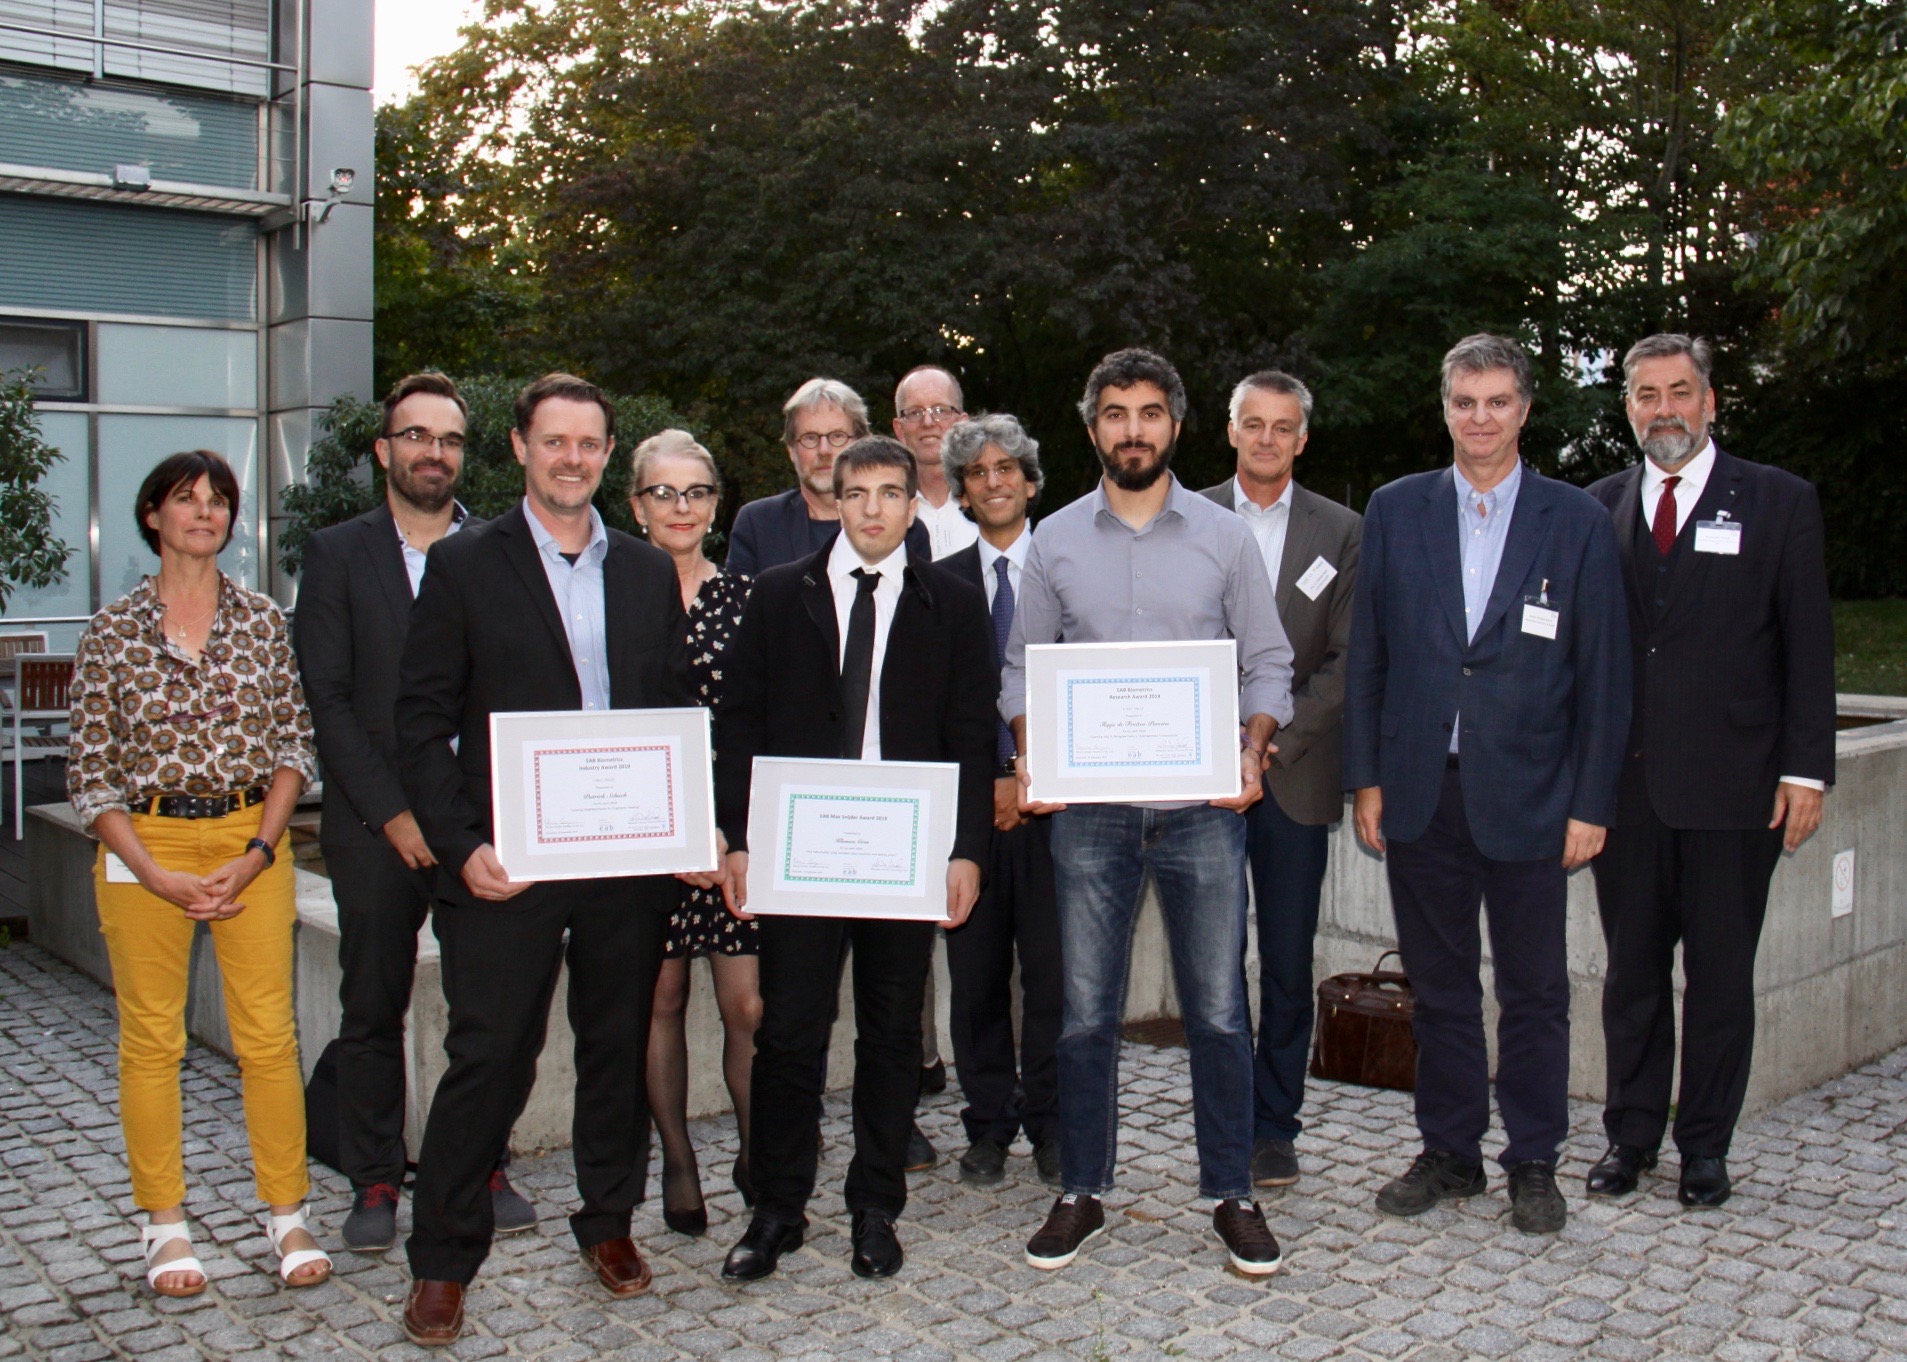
[840,568,881,759]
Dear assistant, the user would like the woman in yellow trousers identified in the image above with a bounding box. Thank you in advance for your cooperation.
[67,450,329,1297]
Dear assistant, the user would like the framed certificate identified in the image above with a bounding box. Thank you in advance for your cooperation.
[489,708,719,880]
[1024,639,1241,804]
[745,757,959,920]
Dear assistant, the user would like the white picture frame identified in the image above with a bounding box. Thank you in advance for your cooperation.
[488,707,719,881]
[744,756,959,921]
[1024,639,1242,804]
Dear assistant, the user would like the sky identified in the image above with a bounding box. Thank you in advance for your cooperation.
[374,0,484,105]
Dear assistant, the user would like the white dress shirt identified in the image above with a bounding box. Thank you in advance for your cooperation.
[1639,438,1716,540]
[1233,475,1294,593]
[828,531,907,760]
[976,523,1030,609]
[916,491,980,559]
[1638,440,1823,793]
[396,502,468,597]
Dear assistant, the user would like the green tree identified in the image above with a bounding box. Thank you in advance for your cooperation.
[279,375,681,575]
[0,369,73,610]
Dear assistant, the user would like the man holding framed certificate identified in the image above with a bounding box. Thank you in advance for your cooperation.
[392,374,710,1346]
[1001,349,1296,1278]
[713,437,996,1283]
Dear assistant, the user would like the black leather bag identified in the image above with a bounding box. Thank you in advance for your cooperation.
[1308,951,1418,1092]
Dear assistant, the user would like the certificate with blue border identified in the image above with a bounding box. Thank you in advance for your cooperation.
[1025,640,1240,803]
[746,756,958,919]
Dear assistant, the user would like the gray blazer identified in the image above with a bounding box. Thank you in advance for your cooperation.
[1200,477,1362,825]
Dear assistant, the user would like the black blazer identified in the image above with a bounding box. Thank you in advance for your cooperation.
[394,502,695,903]
[715,545,997,867]
[725,486,930,577]
[294,504,489,849]
[1587,448,1835,828]
[1198,478,1363,825]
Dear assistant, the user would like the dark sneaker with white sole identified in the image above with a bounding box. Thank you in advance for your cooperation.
[342,1182,399,1252]
[491,1168,538,1235]
[1375,1150,1488,1217]
[1025,1193,1105,1270]
[1506,1160,1567,1233]
[1213,1198,1282,1275]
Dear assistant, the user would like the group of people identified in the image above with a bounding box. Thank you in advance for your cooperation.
[64,328,1833,1344]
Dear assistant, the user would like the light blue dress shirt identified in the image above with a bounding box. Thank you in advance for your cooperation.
[1451,460,1523,752]
[522,498,611,712]
[397,502,468,597]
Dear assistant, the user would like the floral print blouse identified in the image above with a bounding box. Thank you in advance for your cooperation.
[66,574,317,831]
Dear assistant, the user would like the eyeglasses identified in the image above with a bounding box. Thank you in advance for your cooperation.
[897,404,963,425]
[793,430,854,450]
[389,427,467,454]
[961,460,1022,485]
[636,484,718,507]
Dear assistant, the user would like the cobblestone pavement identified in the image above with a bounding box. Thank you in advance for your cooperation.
[5,939,1907,1362]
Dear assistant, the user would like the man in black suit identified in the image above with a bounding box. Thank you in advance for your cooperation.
[393,374,707,1346]
[1584,334,1834,1208]
[1199,371,1362,1190]
[294,373,534,1250]
[724,377,929,575]
[937,414,1063,1189]
[715,437,996,1282]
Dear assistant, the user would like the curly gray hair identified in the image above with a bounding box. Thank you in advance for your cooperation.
[941,414,1044,504]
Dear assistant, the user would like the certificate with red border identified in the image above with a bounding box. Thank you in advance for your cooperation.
[490,708,718,880]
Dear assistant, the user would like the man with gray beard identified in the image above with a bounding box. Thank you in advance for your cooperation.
[1583,334,1835,1209]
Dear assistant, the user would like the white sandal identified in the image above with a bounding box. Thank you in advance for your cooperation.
[264,1207,332,1287]
[140,1219,207,1298]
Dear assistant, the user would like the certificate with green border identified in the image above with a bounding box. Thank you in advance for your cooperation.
[746,756,958,920]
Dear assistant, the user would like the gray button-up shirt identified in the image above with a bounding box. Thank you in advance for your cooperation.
[1000,475,1295,728]
[522,498,611,712]
[1451,459,1523,753]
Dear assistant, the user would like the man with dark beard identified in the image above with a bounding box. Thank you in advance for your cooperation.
[294,373,535,1249]
[1582,335,1834,1208]
[999,349,1295,1276]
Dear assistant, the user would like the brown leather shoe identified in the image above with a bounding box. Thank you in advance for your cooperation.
[581,1236,653,1297]
[402,1279,465,1347]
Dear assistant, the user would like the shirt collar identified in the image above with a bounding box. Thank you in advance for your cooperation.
[522,497,607,564]
[1640,438,1716,500]
[1454,459,1523,514]
[1090,472,1190,531]
[395,501,470,546]
[828,527,907,584]
[975,523,1031,575]
[1232,475,1293,516]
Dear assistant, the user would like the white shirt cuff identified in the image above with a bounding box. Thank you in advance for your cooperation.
[1779,776,1826,792]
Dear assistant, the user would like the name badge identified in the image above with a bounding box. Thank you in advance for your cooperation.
[104,852,138,883]
[1293,556,1337,601]
[1521,603,1560,640]
[1693,519,1742,555]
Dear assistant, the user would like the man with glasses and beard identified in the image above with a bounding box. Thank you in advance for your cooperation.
[1000,349,1295,1277]
[294,373,537,1250]
[1581,335,1834,1209]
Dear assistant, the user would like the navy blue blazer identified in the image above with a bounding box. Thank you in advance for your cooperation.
[1342,464,1631,861]
[725,486,931,576]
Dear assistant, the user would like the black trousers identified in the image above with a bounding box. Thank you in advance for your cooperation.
[752,914,936,1222]
[946,817,1061,1147]
[326,839,435,1189]
[1244,793,1331,1142]
[406,877,668,1284]
[1590,814,1784,1157]
[1386,767,1570,1168]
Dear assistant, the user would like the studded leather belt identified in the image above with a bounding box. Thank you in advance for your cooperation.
[145,786,268,819]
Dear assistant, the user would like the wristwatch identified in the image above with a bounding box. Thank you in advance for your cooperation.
[246,837,276,867]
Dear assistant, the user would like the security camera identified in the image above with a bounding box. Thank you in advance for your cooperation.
[329,167,356,194]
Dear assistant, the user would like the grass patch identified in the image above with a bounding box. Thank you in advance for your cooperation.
[1835,599,1907,696]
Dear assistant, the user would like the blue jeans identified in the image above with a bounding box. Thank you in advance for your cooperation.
[1051,803,1253,1201]
[1245,794,1331,1142]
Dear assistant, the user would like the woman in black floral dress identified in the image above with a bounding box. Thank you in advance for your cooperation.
[629,430,760,1234]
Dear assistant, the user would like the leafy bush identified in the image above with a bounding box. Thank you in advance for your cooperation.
[0,367,73,610]
[279,374,682,576]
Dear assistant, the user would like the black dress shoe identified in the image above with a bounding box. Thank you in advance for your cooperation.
[721,1215,807,1281]
[850,1209,903,1278]
[904,1123,939,1173]
[919,1058,948,1097]
[959,1138,1008,1186]
[1032,1140,1062,1189]
[1679,1155,1732,1208]
[1585,1144,1657,1198]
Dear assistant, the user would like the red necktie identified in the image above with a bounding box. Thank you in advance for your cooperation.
[1651,475,1682,556]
